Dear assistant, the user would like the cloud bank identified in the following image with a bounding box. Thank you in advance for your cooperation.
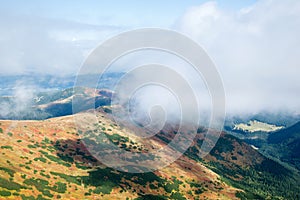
[177,0,300,114]
[0,13,122,75]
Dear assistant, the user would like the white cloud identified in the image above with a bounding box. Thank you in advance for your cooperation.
[177,0,300,114]
[0,14,122,75]
[0,81,37,118]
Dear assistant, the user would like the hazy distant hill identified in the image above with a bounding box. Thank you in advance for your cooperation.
[265,121,300,171]
[0,87,112,120]
[224,114,300,174]
[0,73,123,96]
[268,121,300,144]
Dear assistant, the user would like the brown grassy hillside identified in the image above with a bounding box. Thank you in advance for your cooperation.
[0,111,239,200]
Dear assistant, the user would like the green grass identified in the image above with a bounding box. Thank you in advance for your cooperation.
[0,190,11,197]
[28,144,37,149]
[51,182,67,194]
[23,178,54,198]
[39,150,71,167]
[50,172,81,185]
[20,194,35,200]
[170,192,186,200]
[1,145,13,150]
[0,166,15,177]
[34,157,47,163]
[0,177,24,191]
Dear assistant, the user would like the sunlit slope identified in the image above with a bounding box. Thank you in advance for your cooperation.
[0,112,239,200]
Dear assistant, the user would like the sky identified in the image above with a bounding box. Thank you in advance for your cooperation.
[0,0,257,75]
[0,0,299,115]
[0,1,257,27]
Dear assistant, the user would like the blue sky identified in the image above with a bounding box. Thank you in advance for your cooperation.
[1,0,257,27]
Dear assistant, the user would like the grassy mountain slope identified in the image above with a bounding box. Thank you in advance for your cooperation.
[161,128,300,199]
[0,110,299,199]
[0,112,239,200]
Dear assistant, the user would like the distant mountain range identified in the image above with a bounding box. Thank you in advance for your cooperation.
[0,87,111,120]
[0,73,123,96]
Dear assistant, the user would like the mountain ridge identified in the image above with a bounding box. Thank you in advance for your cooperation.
[0,110,299,199]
